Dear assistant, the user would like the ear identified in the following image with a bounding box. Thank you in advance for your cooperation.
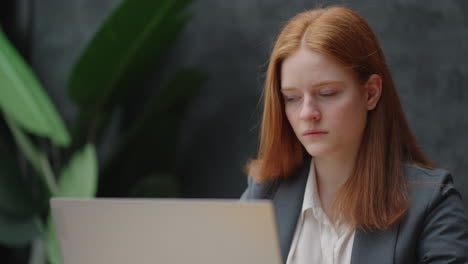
[364,74,382,110]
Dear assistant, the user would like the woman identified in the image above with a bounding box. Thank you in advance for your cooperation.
[240,6,468,264]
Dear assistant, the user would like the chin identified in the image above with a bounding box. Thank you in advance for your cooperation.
[303,144,335,158]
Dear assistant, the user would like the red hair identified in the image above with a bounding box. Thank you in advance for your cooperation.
[246,6,432,231]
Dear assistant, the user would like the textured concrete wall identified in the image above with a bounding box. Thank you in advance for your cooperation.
[29,0,468,212]
[171,0,468,206]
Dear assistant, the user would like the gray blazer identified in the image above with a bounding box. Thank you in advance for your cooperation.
[240,157,468,263]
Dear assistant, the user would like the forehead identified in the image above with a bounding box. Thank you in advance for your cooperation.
[280,48,355,88]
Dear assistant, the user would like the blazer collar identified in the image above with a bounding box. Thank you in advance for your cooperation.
[272,157,310,263]
[271,156,399,264]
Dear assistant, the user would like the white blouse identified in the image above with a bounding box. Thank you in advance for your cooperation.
[286,159,356,264]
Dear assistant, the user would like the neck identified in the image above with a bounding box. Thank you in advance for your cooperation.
[313,151,358,203]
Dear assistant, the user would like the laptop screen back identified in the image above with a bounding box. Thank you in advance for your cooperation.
[50,198,282,264]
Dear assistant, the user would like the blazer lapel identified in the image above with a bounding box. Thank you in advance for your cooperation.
[272,159,310,263]
[270,155,399,264]
[350,222,400,264]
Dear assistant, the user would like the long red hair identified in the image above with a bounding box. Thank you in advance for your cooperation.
[246,6,432,231]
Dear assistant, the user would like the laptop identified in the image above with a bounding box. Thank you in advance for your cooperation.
[50,198,282,264]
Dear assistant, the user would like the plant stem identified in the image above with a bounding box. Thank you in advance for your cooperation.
[28,238,46,264]
[4,114,59,195]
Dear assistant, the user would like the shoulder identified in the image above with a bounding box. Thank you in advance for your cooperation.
[399,163,468,262]
[239,160,310,200]
[404,163,453,184]
[404,163,451,182]
[239,175,281,200]
[403,163,460,210]
[403,163,462,217]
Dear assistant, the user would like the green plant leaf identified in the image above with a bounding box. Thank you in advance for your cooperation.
[68,0,192,149]
[69,0,192,106]
[99,68,205,196]
[0,212,41,246]
[57,143,97,197]
[0,28,70,147]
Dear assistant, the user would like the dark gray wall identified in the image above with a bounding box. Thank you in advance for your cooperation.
[29,0,468,212]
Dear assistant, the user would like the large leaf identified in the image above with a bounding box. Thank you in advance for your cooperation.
[99,68,206,196]
[0,28,70,147]
[68,0,192,149]
[69,0,192,106]
[56,144,98,197]
[45,143,98,264]
[0,213,41,246]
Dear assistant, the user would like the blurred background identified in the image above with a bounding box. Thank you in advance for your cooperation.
[0,0,467,263]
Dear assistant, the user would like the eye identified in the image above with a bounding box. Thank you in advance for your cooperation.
[283,95,300,102]
[319,91,337,97]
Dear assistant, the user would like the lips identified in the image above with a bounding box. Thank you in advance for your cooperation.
[302,129,328,136]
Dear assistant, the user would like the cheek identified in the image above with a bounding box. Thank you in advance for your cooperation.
[285,106,298,129]
[328,98,367,136]
[285,103,299,121]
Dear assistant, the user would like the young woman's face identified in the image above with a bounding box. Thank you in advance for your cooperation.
[280,48,376,159]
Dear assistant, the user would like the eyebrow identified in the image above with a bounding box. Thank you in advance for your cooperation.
[281,80,344,91]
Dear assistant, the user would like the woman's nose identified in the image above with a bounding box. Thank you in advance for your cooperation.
[299,98,321,121]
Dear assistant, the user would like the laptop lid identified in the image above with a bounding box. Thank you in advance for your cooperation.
[50,198,282,264]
